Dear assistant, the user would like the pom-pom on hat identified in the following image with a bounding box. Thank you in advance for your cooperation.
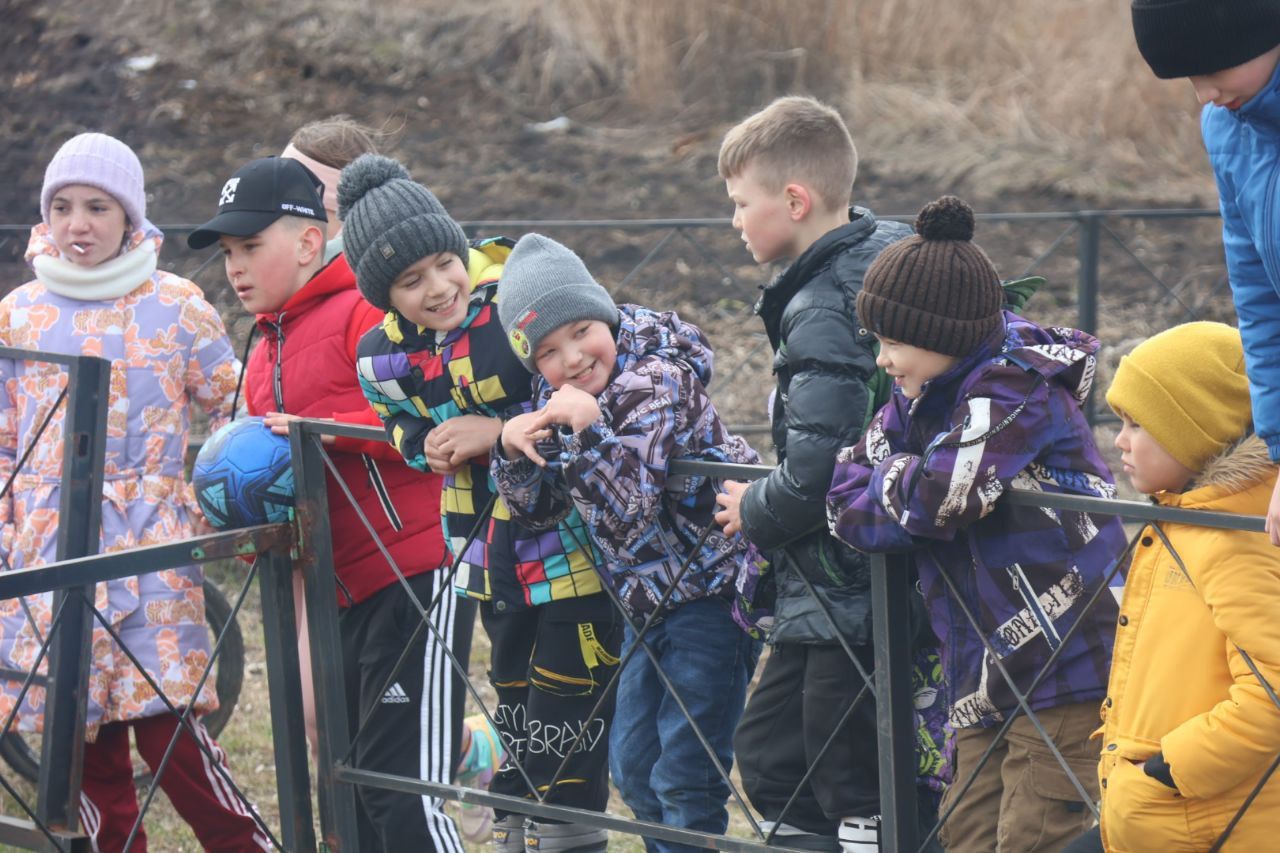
[41,132,147,231]
[1106,322,1252,472]
[337,154,469,311]
[856,195,1004,358]
[497,234,619,372]
[1131,0,1280,80]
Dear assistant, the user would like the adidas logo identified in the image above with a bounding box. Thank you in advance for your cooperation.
[381,683,411,704]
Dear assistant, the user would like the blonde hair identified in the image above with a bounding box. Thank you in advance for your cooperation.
[718,96,858,212]
[288,115,383,169]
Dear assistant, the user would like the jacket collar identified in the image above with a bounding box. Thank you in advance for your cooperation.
[1227,59,1280,137]
[756,207,879,319]
[1157,435,1278,513]
[256,253,356,333]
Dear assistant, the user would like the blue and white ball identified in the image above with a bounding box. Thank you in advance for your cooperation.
[192,417,294,530]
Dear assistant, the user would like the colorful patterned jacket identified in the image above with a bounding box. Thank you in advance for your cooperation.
[356,238,602,610]
[492,305,759,620]
[827,312,1125,729]
[0,225,239,737]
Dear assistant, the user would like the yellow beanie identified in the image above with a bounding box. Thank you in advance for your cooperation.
[1105,322,1251,472]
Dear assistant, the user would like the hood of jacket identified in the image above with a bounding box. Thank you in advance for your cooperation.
[613,303,713,388]
[1162,434,1275,511]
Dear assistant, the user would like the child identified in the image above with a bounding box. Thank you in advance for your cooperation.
[344,156,620,853]
[826,195,1127,852]
[711,94,918,852]
[491,233,763,852]
[189,154,470,852]
[0,132,268,851]
[1130,0,1280,542]
[1092,322,1280,851]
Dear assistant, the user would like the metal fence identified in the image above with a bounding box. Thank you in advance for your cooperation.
[0,363,1274,851]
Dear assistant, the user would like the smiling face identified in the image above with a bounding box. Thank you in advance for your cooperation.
[1114,412,1195,495]
[387,252,472,332]
[533,319,618,396]
[48,184,129,268]
[874,335,958,400]
[219,218,322,315]
[725,164,805,264]
[1190,44,1280,109]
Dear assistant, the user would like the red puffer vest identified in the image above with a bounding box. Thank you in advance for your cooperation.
[245,254,446,606]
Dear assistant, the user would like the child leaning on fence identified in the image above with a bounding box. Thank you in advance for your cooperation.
[490,233,762,852]
[188,152,468,852]
[345,157,620,853]
[1072,322,1280,852]
[826,196,1127,853]
[0,132,268,851]
[1131,0,1280,543]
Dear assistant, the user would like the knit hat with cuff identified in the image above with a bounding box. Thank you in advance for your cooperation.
[338,154,468,311]
[41,132,147,231]
[1131,0,1280,79]
[1106,321,1252,472]
[497,234,619,372]
[856,195,1004,358]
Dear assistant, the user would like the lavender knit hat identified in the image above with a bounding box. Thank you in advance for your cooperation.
[41,133,147,230]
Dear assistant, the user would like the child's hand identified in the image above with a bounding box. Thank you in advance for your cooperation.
[425,415,503,474]
[715,480,749,536]
[1267,477,1280,547]
[501,412,552,466]
[262,411,335,444]
[529,385,602,435]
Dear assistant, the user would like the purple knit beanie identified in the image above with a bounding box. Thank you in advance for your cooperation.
[41,133,147,230]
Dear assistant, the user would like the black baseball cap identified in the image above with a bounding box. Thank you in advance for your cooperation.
[187,156,329,249]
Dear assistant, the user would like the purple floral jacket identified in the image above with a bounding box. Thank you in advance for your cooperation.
[827,312,1125,729]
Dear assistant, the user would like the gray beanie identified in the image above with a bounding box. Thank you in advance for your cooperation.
[498,234,620,372]
[337,154,469,311]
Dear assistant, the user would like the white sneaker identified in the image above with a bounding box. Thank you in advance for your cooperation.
[838,815,881,852]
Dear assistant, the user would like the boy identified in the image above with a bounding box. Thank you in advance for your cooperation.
[491,233,762,853]
[188,156,473,852]
[1087,322,1280,851]
[711,94,917,851]
[1130,0,1280,542]
[343,156,619,853]
[826,195,1126,852]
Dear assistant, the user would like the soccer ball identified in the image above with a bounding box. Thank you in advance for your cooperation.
[192,417,295,530]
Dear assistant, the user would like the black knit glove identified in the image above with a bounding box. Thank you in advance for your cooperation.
[1142,751,1178,790]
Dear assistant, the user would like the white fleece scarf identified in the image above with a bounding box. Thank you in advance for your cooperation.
[32,239,158,302]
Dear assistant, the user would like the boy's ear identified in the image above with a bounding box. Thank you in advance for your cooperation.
[297,223,326,266]
[783,182,813,221]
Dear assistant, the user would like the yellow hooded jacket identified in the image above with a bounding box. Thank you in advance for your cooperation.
[1099,436,1280,851]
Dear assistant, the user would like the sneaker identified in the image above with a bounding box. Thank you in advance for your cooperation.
[491,815,526,852]
[838,816,881,852]
[525,820,608,853]
[457,715,505,842]
[757,821,839,851]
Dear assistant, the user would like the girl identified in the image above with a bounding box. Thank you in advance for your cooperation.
[0,132,267,852]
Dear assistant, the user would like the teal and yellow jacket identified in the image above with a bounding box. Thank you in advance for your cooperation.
[355,237,602,610]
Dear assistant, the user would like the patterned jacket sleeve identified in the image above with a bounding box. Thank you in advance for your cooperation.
[554,357,692,558]
[181,286,242,431]
[491,450,575,532]
[354,350,435,472]
[0,295,16,563]
[829,365,1057,546]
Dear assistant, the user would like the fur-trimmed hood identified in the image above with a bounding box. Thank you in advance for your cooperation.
[1188,434,1274,493]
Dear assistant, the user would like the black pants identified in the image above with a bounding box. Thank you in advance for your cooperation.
[481,594,621,821]
[340,569,476,852]
[734,641,881,836]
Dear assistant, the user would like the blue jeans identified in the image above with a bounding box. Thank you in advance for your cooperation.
[609,597,762,853]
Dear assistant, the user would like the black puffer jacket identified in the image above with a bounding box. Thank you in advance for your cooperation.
[740,207,911,645]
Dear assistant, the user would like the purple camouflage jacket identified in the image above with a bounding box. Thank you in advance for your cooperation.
[493,304,759,620]
[827,311,1125,729]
